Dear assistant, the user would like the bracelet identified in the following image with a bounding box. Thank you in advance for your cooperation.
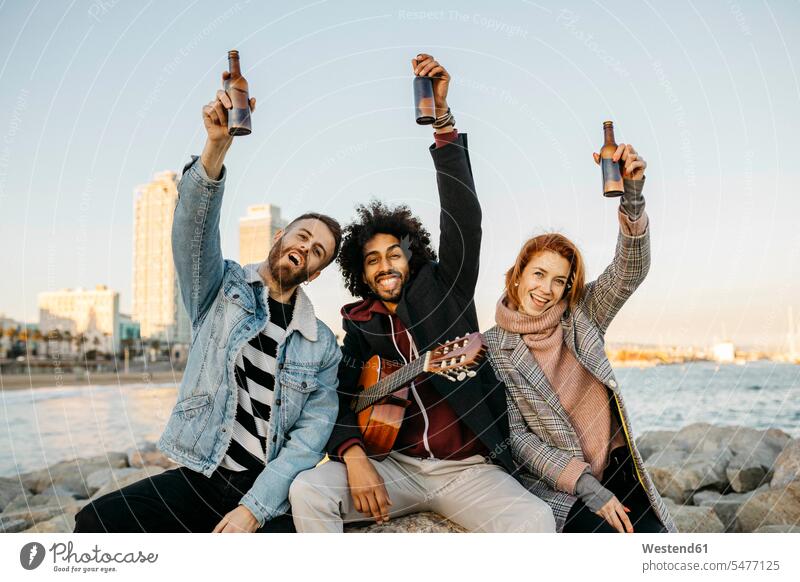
[432,108,455,129]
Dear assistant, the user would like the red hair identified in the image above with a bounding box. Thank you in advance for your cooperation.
[504,233,586,311]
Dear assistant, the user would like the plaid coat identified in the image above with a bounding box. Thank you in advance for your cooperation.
[484,218,677,533]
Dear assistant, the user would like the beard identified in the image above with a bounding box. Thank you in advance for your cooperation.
[267,241,310,291]
[368,269,406,303]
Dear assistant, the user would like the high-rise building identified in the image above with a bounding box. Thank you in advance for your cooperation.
[239,204,285,266]
[38,285,120,352]
[132,170,190,345]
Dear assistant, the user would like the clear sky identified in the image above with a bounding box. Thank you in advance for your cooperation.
[1,0,798,349]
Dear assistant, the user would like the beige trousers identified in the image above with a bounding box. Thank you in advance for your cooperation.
[289,451,556,533]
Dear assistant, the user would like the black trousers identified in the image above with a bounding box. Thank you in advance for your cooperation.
[74,466,295,533]
[563,448,666,533]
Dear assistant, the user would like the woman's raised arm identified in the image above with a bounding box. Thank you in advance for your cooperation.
[583,144,651,334]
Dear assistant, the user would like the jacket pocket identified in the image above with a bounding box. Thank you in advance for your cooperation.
[210,301,250,349]
[279,367,319,428]
[164,394,215,457]
[281,371,318,393]
[174,393,212,417]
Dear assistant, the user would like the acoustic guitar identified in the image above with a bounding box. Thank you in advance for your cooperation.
[351,333,486,459]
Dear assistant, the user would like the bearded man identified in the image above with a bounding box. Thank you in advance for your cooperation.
[76,69,342,534]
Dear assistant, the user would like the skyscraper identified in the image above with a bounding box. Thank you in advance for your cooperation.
[239,204,285,266]
[132,170,190,345]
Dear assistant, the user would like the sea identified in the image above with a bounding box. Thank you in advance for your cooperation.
[1,361,798,478]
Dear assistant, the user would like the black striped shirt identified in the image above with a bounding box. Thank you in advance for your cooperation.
[220,294,294,472]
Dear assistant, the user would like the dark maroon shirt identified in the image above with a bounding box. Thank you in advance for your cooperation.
[337,296,489,461]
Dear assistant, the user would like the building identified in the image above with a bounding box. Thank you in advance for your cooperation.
[38,285,120,352]
[239,204,285,266]
[0,313,23,358]
[712,341,736,363]
[132,170,190,346]
[118,313,141,343]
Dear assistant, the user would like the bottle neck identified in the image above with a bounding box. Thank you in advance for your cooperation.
[228,56,241,77]
[603,125,616,146]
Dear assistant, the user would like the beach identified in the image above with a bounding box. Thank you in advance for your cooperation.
[0,370,182,391]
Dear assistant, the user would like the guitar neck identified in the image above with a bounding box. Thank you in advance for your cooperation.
[353,352,430,414]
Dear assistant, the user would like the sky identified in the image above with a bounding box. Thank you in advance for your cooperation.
[0,0,798,349]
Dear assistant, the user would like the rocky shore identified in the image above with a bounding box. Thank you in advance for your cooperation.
[2,423,799,533]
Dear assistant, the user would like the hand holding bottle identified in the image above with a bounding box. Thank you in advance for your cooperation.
[593,144,647,180]
[199,71,256,180]
[411,53,450,124]
[202,72,256,145]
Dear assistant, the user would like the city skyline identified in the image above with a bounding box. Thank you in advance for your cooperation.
[131,169,190,344]
[1,1,798,349]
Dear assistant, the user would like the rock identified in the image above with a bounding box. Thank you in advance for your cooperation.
[127,443,177,470]
[5,493,74,513]
[0,506,67,532]
[771,439,800,488]
[40,485,86,500]
[0,519,29,533]
[726,461,768,493]
[59,499,89,517]
[691,490,723,505]
[86,467,146,495]
[693,486,767,532]
[0,477,30,512]
[641,424,791,498]
[680,425,788,490]
[754,524,800,533]
[19,453,129,496]
[4,485,83,509]
[662,499,725,533]
[637,430,678,461]
[21,512,76,533]
[672,424,789,458]
[645,447,733,503]
[2,491,83,514]
[345,511,466,533]
[90,466,165,500]
[735,481,800,533]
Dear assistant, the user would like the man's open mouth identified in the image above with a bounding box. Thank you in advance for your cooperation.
[377,274,401,292]
[287,251,304,268]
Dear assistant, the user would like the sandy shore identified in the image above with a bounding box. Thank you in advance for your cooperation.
[0,370,182,391]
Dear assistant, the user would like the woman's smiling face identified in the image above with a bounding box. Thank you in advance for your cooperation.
[517,250,571,316]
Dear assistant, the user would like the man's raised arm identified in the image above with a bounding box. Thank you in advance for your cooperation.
[413,53,482,300]
[171,73,256,326]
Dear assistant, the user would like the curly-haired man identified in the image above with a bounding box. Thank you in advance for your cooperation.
[289,54,555,533]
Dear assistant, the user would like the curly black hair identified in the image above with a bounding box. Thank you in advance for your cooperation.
[338,200,437,299]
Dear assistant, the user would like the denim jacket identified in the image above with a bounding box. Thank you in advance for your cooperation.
[157,155,341,527]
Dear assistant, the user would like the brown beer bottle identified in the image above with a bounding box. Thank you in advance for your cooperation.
[600,121,623,197]
[225,50,251,136]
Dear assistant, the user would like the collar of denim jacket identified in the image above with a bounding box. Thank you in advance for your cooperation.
[243,263,318,342]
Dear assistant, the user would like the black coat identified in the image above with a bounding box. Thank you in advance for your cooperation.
[327,134,514,473]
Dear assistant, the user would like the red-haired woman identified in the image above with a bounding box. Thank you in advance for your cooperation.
[484,144,676,533]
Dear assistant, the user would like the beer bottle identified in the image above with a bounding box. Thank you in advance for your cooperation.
[225,50,251,136]
[413,76,435,125]
[601,121,623,197]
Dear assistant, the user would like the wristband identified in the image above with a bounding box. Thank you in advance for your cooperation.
[432,108,455,129]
